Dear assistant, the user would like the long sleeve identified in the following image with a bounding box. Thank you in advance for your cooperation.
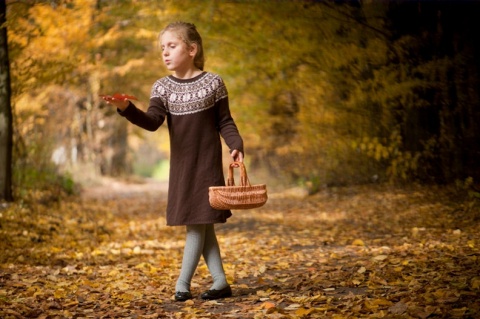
[216,97,244,154]
[118,97,166,131]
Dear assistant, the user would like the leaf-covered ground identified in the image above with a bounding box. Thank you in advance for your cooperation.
[1,180,479,318]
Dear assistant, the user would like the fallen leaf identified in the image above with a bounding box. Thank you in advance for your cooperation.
[352,239,365,246]
[389,301,408,315]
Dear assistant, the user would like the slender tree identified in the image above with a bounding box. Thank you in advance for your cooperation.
[0,0,13,201]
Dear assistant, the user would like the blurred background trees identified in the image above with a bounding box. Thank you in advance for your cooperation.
[5,0,480,199]
[0,0,13,201]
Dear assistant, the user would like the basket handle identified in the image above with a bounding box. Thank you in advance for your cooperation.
[227,162,251,187]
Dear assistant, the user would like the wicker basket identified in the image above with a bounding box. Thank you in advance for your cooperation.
[209,162,268,210]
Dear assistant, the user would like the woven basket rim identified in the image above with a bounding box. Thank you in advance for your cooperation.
[209,184,266,190]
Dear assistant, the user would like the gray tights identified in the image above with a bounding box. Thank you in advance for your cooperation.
[175,224,229,292]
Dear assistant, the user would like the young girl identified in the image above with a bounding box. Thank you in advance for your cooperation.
[101,22,244,301]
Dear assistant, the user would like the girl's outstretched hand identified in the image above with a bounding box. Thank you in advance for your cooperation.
[231,149,244,162]
[100,93,137,111]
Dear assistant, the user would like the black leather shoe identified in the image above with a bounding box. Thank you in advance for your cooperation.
[201,286,232,300]
[175,291,192,302]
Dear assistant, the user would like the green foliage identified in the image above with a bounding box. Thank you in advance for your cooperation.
[14,146,78,203]
[456,177,480,200]
[152,160,170,181]
[454,177,480,215]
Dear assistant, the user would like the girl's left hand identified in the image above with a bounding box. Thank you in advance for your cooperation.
[231,149,244,162]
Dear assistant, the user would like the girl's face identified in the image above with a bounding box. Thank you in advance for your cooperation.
[161,30,196,73]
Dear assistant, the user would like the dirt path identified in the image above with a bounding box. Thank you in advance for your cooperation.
[1,181,479,318]
[80,176,169,200]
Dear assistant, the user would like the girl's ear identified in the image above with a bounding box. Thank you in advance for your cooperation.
[189,43,198,57]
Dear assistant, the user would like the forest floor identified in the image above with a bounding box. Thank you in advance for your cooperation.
[0,178,479,318]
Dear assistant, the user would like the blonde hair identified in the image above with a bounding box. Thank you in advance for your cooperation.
[160,22,205,71]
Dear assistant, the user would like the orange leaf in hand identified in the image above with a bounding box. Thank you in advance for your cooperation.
[99,93,138,100]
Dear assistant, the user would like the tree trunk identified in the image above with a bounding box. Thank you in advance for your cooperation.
[0,0,13,201]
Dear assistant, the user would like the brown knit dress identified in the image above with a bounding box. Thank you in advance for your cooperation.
[119,72,244,226]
